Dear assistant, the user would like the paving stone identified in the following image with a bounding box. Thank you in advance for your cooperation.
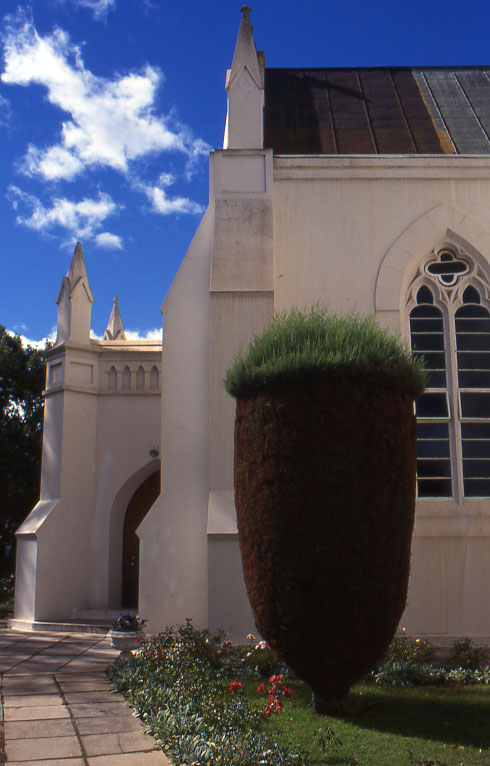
[58,679,113,692]
[0,662,30,673]
[11,659,70,672]
[64,690,121,704]
[6,734,82,761]
[4,704,71,721]
[59,663,114,673]
[7,640,60,652]
[5,717,75,739]
[3,673,55,689]
[60,640,103,648]
[82,647,118,656]
[1,628,170,765]
[77,713,142,735]
[56,671,112,681]
[7,759,85,766]
[89,752,171,765]
[4,693,63,707]
[82,731,160,756]
[1,680,59,696]
[42,646,88,656]
[69,701,128,719]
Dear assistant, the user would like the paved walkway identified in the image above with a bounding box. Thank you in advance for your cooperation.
[0,620,170,765]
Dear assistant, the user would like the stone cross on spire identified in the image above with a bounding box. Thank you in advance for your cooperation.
[104,296,127,341]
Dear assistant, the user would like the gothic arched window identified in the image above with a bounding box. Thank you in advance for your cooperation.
[408,245,490,499]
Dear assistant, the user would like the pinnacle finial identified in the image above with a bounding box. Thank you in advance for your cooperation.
[64,240,93,300]
[104,295,126,341]
[241,5,252,14]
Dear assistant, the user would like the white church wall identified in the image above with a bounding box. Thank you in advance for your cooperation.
[270,154,490,641]
[273,156,490,316]
[15,381,98,622]
[14,323,162,624]
[90,391,161,610]
[208,535,254,638]
[205,148,275,639]
[138,208,213,634]
[207,291,273,638]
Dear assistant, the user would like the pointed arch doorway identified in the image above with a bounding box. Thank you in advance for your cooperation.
[121,470,160,609]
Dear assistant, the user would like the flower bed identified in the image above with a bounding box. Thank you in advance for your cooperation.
[107,623,490,766]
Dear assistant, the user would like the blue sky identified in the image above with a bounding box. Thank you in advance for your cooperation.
[1,0,490,344]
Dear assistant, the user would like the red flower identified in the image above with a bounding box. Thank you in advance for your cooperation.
[229,680,243,693]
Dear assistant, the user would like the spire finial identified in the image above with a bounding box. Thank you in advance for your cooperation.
[104,295,126,341]
[224,3,263,149]
[228,4,262,91]
[66,241,89,290]
[55,241,94,344]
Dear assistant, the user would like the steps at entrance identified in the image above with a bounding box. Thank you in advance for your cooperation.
[9,609,137,635]
[8,618,110,634]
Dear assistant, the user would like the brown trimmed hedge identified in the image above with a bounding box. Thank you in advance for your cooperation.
[227,309,423,711]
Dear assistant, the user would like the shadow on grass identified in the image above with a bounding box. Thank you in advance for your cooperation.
[333,685,490,749]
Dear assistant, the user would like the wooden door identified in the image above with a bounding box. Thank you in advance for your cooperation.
[121,470,160,609]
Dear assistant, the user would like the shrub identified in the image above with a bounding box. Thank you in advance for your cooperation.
[228,307,424,711]
[225,307,426,399]
[108,621,330,766]
[447,637,490,670]
[373,661,490,687]
[385,628,435,664]
[237,637,284,678]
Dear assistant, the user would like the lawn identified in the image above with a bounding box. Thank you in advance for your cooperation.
[260,679,490,765]
[108,623,490,766]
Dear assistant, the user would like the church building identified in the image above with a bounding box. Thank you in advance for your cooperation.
[12,7,490,643]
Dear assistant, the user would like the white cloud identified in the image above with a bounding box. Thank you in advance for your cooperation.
[57,0,116,21]
[8,185,119,240]
[95,231,123,250]
[142,182,205,216]
[157,172,175,187]
[23,144,84,181]
[1,12,210,182]
[125,328,162,340]
[8,327,56,349]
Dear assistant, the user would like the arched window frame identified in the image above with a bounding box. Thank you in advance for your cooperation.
[407,244,490,501]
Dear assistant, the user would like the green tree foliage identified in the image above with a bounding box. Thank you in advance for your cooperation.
[0,326,47,574]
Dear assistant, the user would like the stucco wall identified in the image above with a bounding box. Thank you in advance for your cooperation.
[272,155,490,641]
[139,209,213,633]
[15,339,162,623]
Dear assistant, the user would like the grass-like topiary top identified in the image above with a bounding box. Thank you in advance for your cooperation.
[224,307,426,399]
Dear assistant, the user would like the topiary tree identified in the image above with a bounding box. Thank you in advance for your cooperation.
[225,307,425,712]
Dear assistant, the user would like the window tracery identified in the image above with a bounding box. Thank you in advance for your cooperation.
[408,244,490,499]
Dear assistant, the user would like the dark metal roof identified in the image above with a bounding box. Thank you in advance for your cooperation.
[263,67,490,154]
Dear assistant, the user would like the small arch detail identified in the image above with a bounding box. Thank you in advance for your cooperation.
[150,366,159,391]
[108,366,117,391]
[136,366,145,391]
[122,366,131,392]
